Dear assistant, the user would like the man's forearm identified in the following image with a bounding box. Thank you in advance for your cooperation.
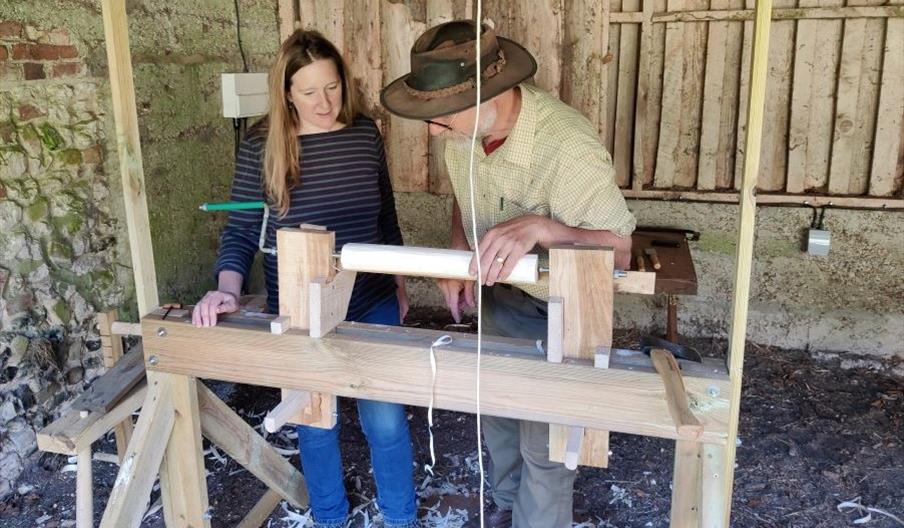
[544,222,633,270]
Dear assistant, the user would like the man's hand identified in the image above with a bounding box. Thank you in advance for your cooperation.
[470,215,555,286]
[192,290,240,327]
[437,278,476,323]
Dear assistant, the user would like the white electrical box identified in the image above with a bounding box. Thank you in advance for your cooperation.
[221,73,269,118]
[807,229,831,256]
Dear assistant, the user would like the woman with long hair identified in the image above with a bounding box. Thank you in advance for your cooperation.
[192,30,418,528]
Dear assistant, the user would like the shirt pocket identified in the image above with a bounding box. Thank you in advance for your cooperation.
[496,194,550,226]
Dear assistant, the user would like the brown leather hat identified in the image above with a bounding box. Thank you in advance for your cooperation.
[381,20,537,120]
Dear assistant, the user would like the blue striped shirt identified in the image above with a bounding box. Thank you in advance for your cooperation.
[214,116,402,320]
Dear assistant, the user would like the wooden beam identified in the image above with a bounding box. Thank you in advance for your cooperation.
[71,347,145,413]
[196,383,309,508]
[621,189,903,209]
[100,375,174,528]
[157,374,210,527]
[721,0,772,524]
[237,489,283,528]
[609,5,904,23]
[142,314,731,442]
[38,381,147,455]
[100,0,158,317]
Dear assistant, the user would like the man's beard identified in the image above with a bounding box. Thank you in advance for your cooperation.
[444,102,497,146]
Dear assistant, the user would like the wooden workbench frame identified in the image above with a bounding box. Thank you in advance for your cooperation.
[91,0,774,526]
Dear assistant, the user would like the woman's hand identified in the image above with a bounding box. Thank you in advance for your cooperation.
[395,275,409,323]
[192,290,240,327]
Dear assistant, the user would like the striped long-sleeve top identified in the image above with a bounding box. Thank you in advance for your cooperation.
[214,115,403,321]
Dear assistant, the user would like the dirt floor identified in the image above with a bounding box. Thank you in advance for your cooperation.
[1,308,902,527]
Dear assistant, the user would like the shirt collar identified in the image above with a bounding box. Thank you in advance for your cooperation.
[490,84,535,169]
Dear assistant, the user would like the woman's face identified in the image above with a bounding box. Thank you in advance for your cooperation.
[287,58,343,134]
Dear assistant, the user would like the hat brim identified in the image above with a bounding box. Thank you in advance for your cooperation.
[380,37,537,121]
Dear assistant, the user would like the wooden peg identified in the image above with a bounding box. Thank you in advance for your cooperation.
[110,321,143,336]
[564,425,584,470]
[650,349,703,439]
[264,390,312,433]
[634,249,646,272]
[546,296,564,363]
[644,247,662,270]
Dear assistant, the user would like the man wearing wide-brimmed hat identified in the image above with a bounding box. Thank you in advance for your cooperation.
[382,20,636,528]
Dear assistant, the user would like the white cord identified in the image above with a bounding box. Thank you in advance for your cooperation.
[468,6,486,528]
[425,334,453,477]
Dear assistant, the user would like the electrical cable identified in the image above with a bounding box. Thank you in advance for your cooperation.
[466,5,487,527]
[233,0,249,73]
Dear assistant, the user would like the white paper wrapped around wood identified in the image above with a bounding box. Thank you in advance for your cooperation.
[340,243,539,284]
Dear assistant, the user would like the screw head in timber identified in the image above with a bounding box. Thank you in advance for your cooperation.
[156,327,167,337]
[707,385,720,398]
[148,355,159,366]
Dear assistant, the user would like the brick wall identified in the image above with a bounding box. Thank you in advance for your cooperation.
[0,21,85,82]
[0,19,128,497]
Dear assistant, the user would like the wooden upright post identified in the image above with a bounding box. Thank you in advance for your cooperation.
[721,0,773,524]
[275,227,338,429]
[547,246,614,468]
[100,0,158,317]
[157,373,210,527]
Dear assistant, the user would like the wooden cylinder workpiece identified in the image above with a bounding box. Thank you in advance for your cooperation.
[340,243,540,284]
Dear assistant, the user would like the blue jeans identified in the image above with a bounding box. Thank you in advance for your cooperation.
[297,294,417,527]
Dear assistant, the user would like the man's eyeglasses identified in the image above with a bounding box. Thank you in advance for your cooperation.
[423,113,458,131]
[423,120,453,130]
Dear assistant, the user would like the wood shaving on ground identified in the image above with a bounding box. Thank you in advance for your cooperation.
[837,496,904,525]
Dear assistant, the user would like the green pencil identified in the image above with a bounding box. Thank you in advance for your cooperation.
[199,201,266,212]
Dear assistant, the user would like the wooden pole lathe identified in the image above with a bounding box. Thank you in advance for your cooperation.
[99,233,729,526]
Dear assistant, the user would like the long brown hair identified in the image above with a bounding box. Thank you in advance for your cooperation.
[264,29,357,215]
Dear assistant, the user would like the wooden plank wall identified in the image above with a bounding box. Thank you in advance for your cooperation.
[286,0,903,201]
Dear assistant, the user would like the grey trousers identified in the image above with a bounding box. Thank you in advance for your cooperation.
[480,284,576,528]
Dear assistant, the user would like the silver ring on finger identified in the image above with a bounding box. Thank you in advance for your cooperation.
[495,256,505,264]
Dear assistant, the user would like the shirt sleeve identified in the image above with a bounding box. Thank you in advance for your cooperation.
[374,127,404,246]
[549,148,636,237]
[213,135,266,286]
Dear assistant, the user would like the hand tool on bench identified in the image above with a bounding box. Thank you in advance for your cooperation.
[651,239,680,248]
[641,335,702,363]
[634,249,646,272]
[644,247,662,270]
